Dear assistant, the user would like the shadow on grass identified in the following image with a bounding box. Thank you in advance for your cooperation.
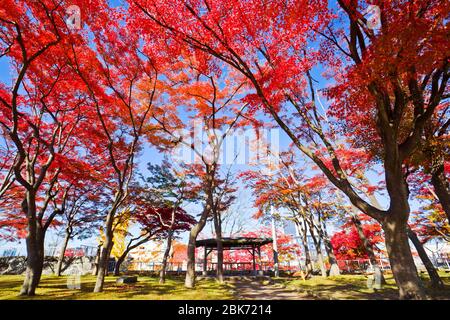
[0,275,235,300]
[272,274,450,300]
[3,273,448,300]
[301,282,398,300]
[0,280,24,290]
[233,280,308,300]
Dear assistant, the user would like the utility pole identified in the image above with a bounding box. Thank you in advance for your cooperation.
[271,205,279,277]
[294,222,304,270]
[265,150,280,277]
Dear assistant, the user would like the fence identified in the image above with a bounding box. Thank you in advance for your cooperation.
[127,259,384,274]
[44,245,97,258]
[336,259,392,273]
[434,255,450,270]
[4,245,449,275]
[128,261,185,272]
[196,260,302,273]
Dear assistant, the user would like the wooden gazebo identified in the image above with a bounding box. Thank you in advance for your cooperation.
[195,237,273,275]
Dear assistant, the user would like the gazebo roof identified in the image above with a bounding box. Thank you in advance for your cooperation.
[195,237,273,250]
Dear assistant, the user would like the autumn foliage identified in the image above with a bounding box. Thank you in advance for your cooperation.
[0,0,448,299]
[331,215,384,261]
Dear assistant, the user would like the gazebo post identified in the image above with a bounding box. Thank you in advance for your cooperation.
[203,246,207,276]
[257,246,263,276]
[252,246,256,276]
[195,237,273,277]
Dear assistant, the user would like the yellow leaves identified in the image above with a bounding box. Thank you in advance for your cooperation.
[443,224,450,233]
[99,208,131,259]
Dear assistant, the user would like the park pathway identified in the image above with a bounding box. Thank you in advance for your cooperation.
[232,279,309,300]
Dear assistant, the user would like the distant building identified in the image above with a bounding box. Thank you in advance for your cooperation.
[127,240,187,271]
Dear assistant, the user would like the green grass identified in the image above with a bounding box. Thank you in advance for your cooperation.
[274,271,450,300]
[0,272,449,300]
[0,275,235,300]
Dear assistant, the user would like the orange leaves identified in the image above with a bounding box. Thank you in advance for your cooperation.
[280,189,292,195]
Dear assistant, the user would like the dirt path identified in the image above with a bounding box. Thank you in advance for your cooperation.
[232,279,309,300]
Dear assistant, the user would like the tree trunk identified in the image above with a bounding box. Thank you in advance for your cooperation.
[324,241,340,276]
[378,136,426,299]
[308,225,327,277]
[407,226,444,289]
[160,230,174,284]
[303,241,313,276]
[185,231,197,288]
[320,220,340,276]
[113,254,125,276]
[296,220,313,276]
[94,238,113,292]
[213,210,224,283]
[92,244,102,276]
[20,193,45,296]
[185,210,209,288]
[351,214,385,284]
[20,240,44,296]
[383,218,426,299]
[431,163,450,223]
[20,229,45,296]
[316,250,327,277]
[93,208,115,293]
[186,168,216,288]
[56,227,72,276]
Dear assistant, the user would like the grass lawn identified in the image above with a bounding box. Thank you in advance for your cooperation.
[0,275,235,300]
[0,272,449,300]
[275,271,450,300]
